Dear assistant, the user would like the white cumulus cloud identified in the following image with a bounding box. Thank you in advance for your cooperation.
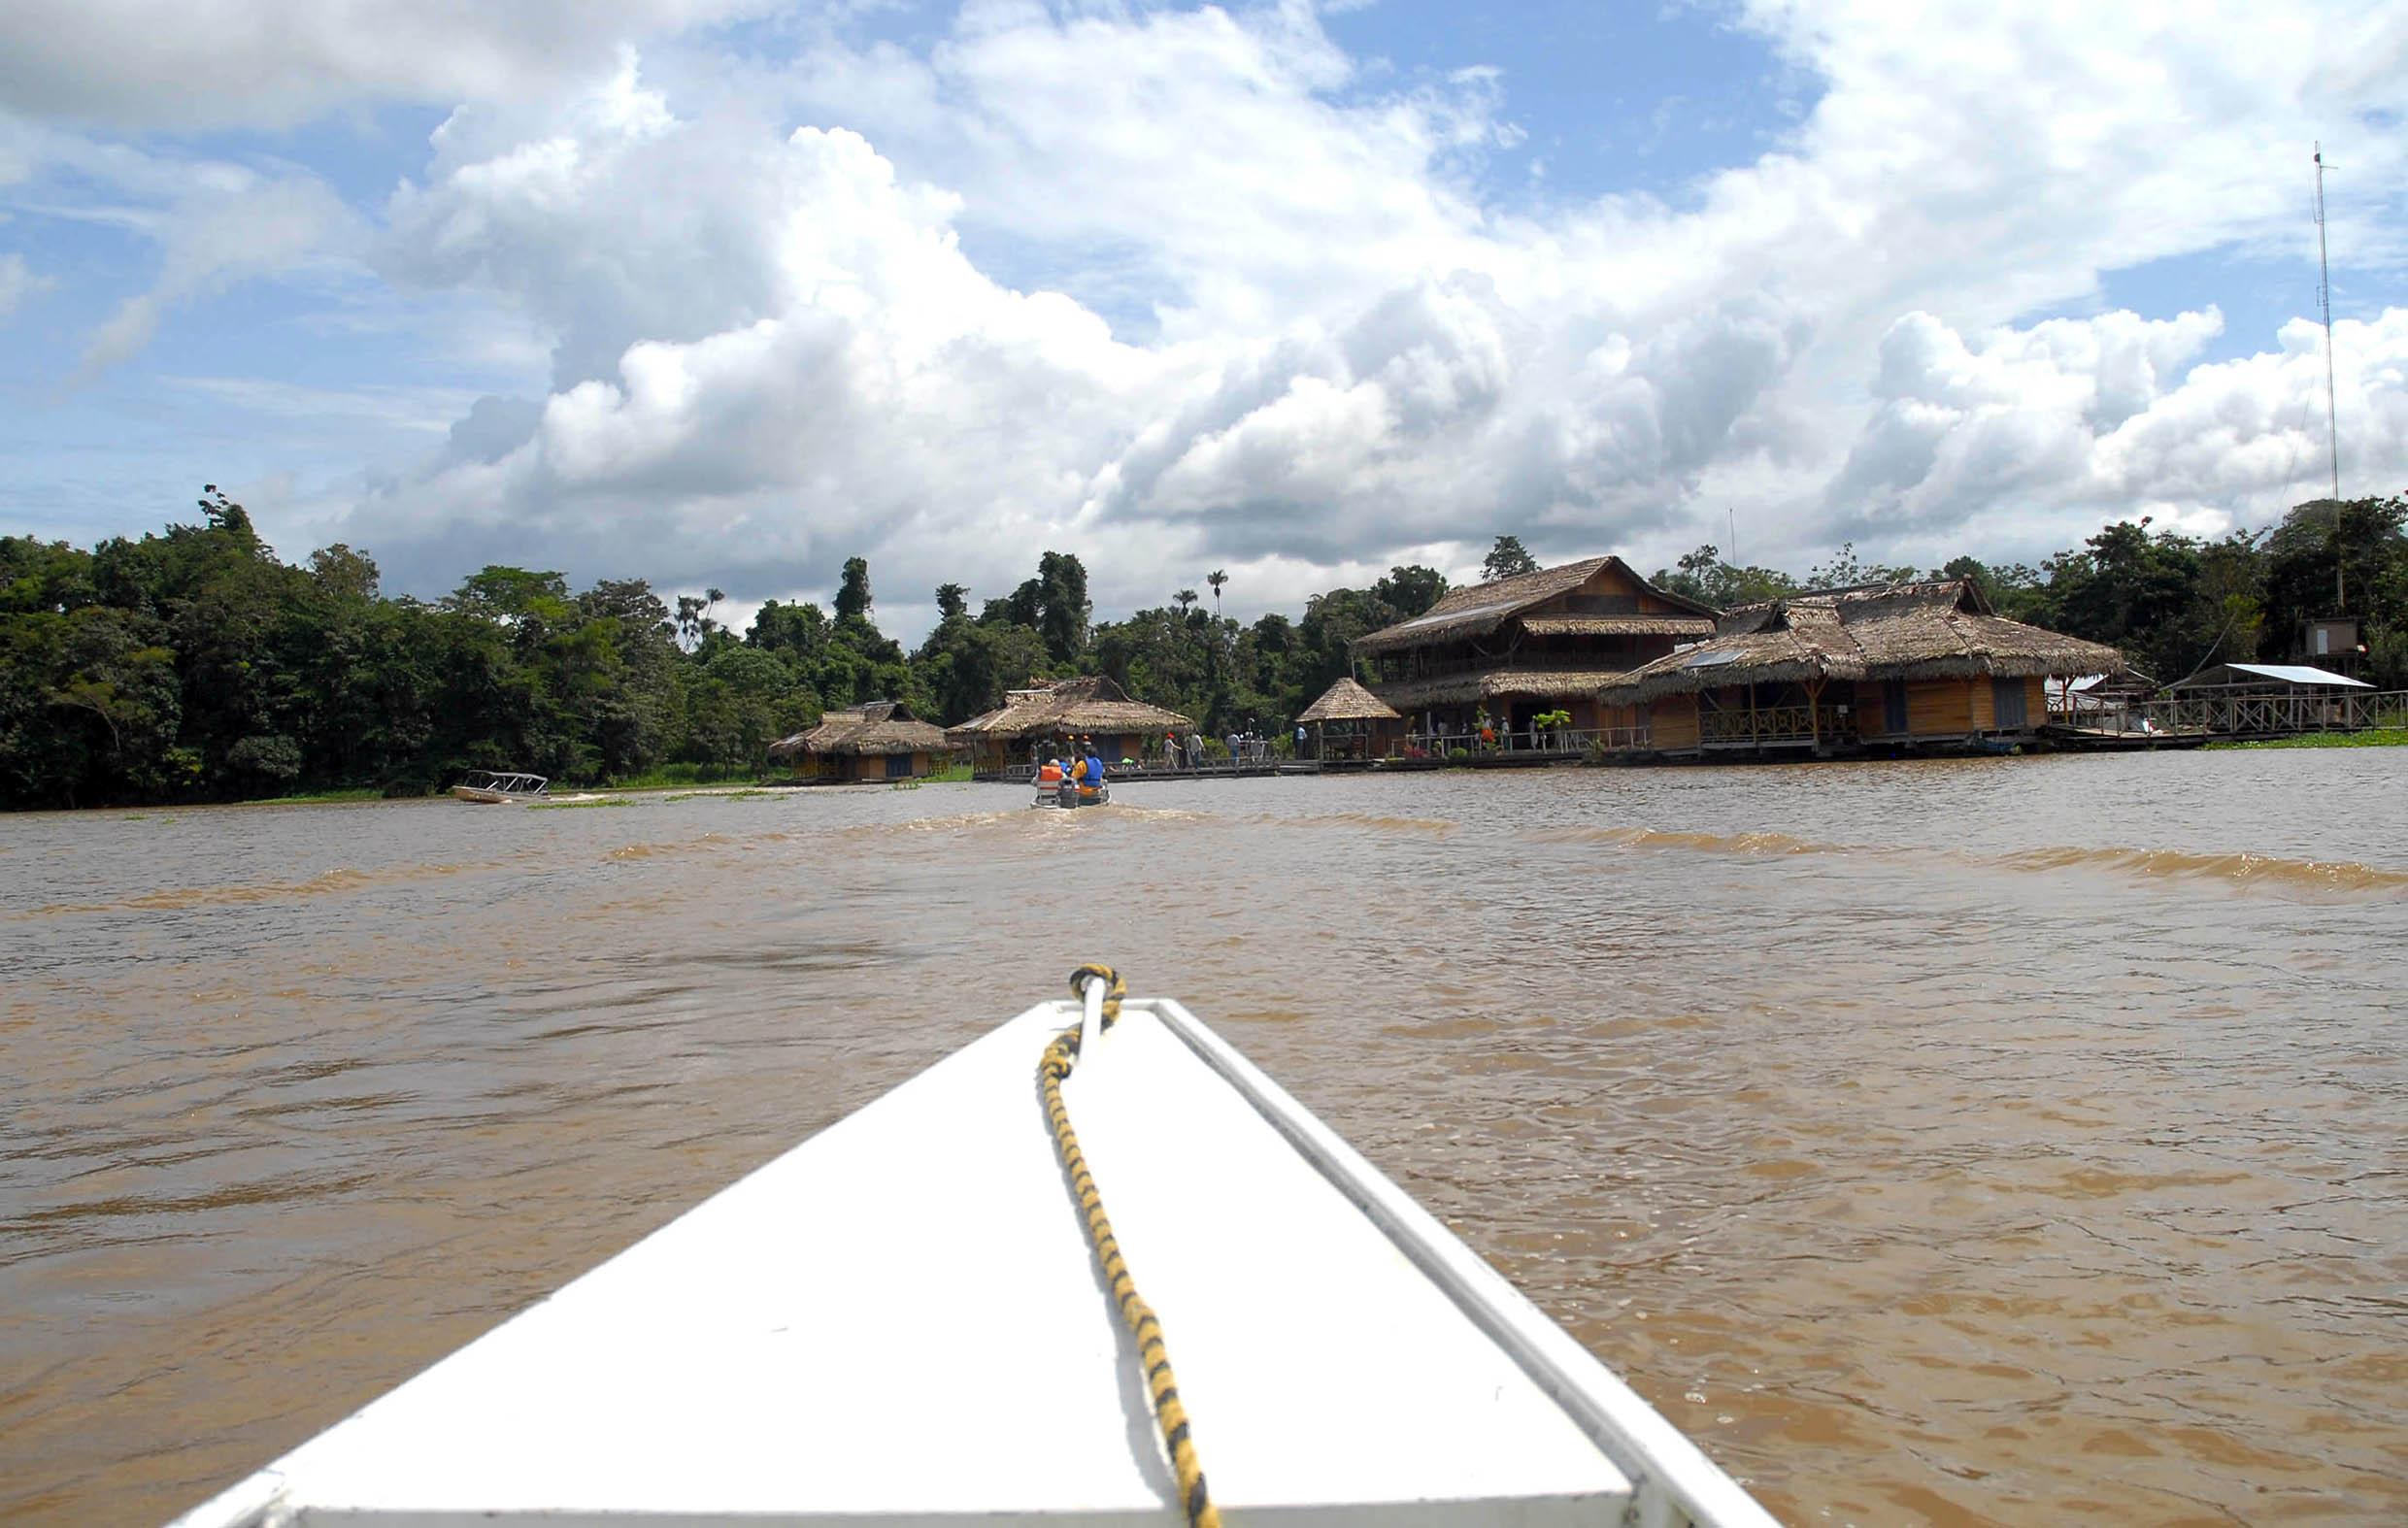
[0,0,774,129]
[9,0,2407,627]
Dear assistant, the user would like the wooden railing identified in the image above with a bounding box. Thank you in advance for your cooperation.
[1395,725,1651,758]
[2050,688,2408,737]
[1698,705,1856,747]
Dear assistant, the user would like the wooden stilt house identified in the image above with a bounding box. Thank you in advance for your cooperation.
[1595,580,2126,757]
[768,702,954,782]
[946,676,1192,778]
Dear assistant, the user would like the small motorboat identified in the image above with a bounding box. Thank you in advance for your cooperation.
[167,972,1776,1528]
[450,771,550,804]
[1033,777,1109,808]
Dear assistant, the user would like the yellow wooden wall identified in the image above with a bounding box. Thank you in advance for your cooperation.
[1651,695,1699,748]
[1909,681,1973,733]
[835,750,932,781]
[1856,677,2047,739]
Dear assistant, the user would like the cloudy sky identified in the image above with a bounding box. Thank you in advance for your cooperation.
[2,0,2403,639]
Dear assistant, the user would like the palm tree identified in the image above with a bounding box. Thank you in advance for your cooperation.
[1175,588,1198,616]
[1207,569,1228,621]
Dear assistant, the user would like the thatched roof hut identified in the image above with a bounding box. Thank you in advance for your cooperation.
[1597,580,2126,705]
[945,675,1192,745]
[1353,556,1717,657]
[769,701,951,760]
[1296,676,1402,724]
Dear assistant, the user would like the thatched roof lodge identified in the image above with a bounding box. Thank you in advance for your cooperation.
[946,676,1192,776]
[1295,676,1403,763]
[1595,579,2127,756]
[768,701,953,781]
[1353,556,1719,741]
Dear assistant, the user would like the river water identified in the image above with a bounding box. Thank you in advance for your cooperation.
[4,751,2405,1525]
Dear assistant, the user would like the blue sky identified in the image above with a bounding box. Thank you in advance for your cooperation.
[1322,0,1819,201]
[2,0,2403,635]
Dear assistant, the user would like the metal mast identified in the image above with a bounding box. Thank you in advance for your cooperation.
[2315,144,2343,610]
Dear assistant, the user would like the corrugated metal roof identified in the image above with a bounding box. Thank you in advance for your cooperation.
[1385,599,1518,635]
[2221,663,2372,688]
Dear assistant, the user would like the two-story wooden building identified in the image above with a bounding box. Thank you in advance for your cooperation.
[1594,579,2126,757]
[1351,557,1721,742]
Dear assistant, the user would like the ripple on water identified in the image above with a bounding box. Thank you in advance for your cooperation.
[0,759,2403,1524]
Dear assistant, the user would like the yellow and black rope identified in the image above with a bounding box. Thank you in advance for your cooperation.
[1038,963,1221,1528]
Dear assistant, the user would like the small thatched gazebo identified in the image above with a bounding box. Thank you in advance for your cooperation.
[1295,676,1403,763]
[769,701,953,782]
[946,676,1193,777]
[1595,579,2126,756]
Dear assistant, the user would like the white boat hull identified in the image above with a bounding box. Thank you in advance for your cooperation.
[167,996,1775,1528]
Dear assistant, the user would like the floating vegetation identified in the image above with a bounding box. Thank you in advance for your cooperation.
[529,797,635,810]
[248,787,386,806]
[2205,729,2408,750]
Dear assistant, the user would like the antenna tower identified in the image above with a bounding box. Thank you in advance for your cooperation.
[2315,144,2343,610]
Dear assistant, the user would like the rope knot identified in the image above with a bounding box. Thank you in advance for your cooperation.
[1068,963,1127,1031]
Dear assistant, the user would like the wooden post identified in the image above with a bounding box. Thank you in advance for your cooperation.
[1804,676,1823,750]
[1747,682,1758,749]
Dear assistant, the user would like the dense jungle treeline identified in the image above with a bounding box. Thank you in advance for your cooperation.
[3,488,2402,810]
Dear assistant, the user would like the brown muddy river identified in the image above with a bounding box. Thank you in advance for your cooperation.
[5,752,2406,1525]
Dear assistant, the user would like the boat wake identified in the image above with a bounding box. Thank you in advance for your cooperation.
[1541,823,2406,896]
[16,860,500,916]
[1992,845,2408,893]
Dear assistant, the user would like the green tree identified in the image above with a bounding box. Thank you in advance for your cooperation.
[1804,542,1918,591]
[834,557,873,624]
[747,599,829,661]
[1482,535,1539,581]
[1652,545,1796,610]
[1,537,98,615]
[1034,551,1091,664]
[674,586,724,650]
[446,565,571,625]
[1371,564,1448,618]
[2263,497,2405,634]
[308,544,381,602]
